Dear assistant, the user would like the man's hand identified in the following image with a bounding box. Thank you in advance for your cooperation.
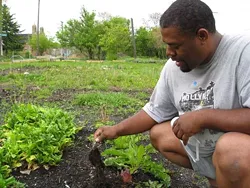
[172,111,204,145]
[94,126,119,142]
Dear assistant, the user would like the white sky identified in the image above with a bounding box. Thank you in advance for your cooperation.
[4,0,250,37]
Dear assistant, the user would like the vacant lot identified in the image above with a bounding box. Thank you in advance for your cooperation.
[0,60,208,187]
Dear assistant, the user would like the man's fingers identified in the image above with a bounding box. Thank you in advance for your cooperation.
[182,134,189,145]
[172,123,183,140]
[172,123,179,136]
[176,129,184,139]
[94,129,103,142]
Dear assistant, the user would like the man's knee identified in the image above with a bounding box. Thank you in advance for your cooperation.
[213,132,250,181]
[150,122,170,150]
[149,121,179,152]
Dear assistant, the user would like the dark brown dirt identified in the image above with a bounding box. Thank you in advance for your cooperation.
[0,86,210,188]
[11,128,209,188]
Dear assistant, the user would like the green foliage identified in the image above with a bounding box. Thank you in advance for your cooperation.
[55,7,167,59]
[135,27,166,59]
[0,103,81,187]
[135,180,164,188]
[99,17,132,60]
[56,19,77,48]
[2,4,25,54]
[102,135,171,186]
[57,12,133,60]
[135,27,155,57]
[29,33,58,55]
[0,162,11,181]
[0,174,25,188]
[0,104,80,167]
[56,7,102,59]
[0,152,24,187]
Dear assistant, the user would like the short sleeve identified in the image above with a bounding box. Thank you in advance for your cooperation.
[237,43,250,108]
[143,62,178,123]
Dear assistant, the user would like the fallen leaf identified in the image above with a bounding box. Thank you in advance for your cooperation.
[20,169,31,175]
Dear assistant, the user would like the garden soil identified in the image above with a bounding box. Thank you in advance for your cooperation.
[12,128,209,188]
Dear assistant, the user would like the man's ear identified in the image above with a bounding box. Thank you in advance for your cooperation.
[196,28,209,42]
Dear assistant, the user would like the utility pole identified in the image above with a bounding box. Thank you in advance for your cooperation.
[130,18,137,59]
[0,0,3,56]
[60,21,64,57]
[36,0,40,56]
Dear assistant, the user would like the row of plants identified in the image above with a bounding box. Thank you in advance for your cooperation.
[0,103,81,187]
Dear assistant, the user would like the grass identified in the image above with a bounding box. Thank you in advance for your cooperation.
[0,60,165,119]
[74,92,144,116]
[0,61,163,90]
[74,92,141,107]
[0,60,164,123]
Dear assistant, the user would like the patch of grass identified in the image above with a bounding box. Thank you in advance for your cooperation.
[74,92,144,116]
[0,61,163,99]
[74,92,139,107]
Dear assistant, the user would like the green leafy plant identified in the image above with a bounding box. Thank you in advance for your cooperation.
[102,135,171,186]
[0,155,24,187]
[135,180,164,188]
[0,174,25,188]
[0,103,81,168]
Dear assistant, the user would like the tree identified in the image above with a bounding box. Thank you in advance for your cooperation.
[76,7,100,59]
[2,4,24,54]
[151,27,166,59]
[135,27,155,57]
[99,17,132,60]
[29,33,58,55]
[56,19,78,48]
[56,7,101,59]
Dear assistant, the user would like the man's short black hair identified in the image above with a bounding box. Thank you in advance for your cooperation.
[160,0,216,35]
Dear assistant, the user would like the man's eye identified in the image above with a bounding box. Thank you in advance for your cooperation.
[172,45,180,49]
[168,44,180,50]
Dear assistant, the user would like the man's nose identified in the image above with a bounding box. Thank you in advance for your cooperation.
[166,46,176,58]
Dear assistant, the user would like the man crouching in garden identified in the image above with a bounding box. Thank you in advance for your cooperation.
[95,0,250,187]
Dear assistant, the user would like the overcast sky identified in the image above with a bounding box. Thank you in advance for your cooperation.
[4,0,250,37]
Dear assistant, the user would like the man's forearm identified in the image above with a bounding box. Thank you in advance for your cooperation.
[115,109,157,136]
[201,108,250,134]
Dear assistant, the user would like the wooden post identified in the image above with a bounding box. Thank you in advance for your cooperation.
[130,18,137,59]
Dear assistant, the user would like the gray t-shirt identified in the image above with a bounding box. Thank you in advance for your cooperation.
[143,34,250,156]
